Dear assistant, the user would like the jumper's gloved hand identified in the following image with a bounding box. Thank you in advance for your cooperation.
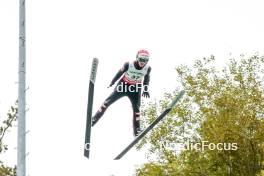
[142,91,150,98]
[134,127,142,137]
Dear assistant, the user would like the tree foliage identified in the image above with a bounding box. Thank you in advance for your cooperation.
[0,103,17,176]
[136,55,264,176]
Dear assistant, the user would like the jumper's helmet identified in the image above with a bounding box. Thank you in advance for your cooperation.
[136,49,150,63]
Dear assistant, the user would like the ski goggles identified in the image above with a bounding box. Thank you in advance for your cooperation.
[137,57,149,63]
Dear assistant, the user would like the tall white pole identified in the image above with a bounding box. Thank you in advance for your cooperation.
[18,0,26,175]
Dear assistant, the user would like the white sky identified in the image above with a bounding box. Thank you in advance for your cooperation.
[1,0,264,175]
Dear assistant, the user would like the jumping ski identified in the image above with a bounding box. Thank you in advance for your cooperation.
[84,58,99,158]
[114,90,185,160]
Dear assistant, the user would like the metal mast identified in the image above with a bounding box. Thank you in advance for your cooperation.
[18,0,26,175]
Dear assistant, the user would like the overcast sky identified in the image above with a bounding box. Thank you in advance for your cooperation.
[1,0,264,175]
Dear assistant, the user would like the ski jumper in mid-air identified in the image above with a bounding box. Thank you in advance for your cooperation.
[92,49,151,136]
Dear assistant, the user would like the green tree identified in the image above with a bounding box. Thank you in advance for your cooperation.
[136,55,264,176]
[0,103,17,176]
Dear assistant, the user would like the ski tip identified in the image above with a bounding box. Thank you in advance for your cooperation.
[93,57,99,63]
[178,90,185,97]
[90,58,99,83]
[168,90,185,108]
[114,155,121,160]
[84,152,90,158]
